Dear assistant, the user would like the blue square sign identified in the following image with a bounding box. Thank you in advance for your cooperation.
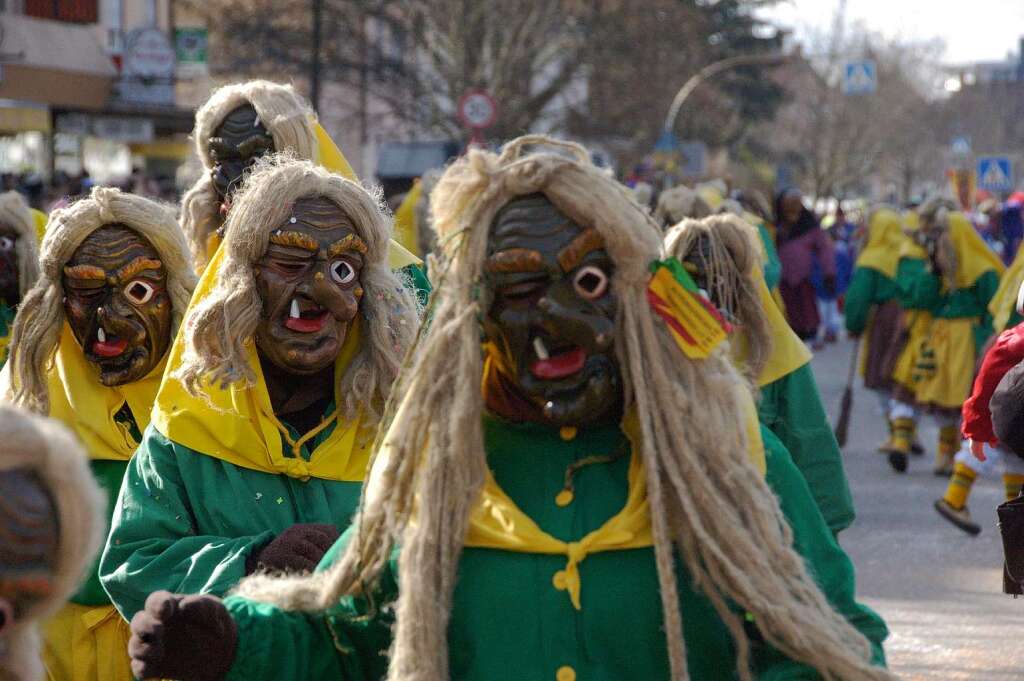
[843,60,877,95]
[977,156,1014,193]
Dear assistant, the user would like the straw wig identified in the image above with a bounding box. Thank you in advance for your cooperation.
[6,186,195,415]
[175,154,419,428]
[0,191,41,299]
[181,80,318,267]
[0,405,104,681]
[236,137,893,681]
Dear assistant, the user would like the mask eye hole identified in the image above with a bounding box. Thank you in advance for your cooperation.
[0,236,15,252]
[573,265,609,300]
[330,260,357,285]
[124,280,155,305]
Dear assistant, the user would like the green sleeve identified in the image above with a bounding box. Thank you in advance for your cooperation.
[896,257,942,312]
[223,528,396,681]
[753,427,888,679]
[758,223,783,292]
[972,270,1001,351]
[758,364,855,534]
[843,268,880,335]
[99,427,275,620]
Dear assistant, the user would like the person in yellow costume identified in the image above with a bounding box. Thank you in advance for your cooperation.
[988,237,1024,335]
[664,213,856,535]
[98,156,421,664]
[0,191,42,366]
[0,186,197,681]
[887,197,1004,475]
[180,80,358,271]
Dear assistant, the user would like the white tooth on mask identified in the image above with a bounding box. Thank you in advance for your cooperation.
[98,328,106,343]
[533,337,550,361]
[290,299,301,319]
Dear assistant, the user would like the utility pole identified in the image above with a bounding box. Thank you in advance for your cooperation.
[311,0,323,113]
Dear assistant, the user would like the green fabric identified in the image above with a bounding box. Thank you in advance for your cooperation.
[844,267,898,335]
[99,410,363,621]
[400,263,431,307]
[222,418,887,681]
[758,223,782,292]
[896,258,1000,356]
[71,459,127,606]
[0,301,14,367]
[758,364,855,534]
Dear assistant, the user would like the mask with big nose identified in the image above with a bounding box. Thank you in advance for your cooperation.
[62,225,172,386]
[482,193,622,427]
[253,196,365,379]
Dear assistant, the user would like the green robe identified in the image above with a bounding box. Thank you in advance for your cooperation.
[99,411,363,621]
[843,267,899,336]
[0,301,15,368]
[757,223,782,293]
[220,417,887,681]
[758,364,855,535]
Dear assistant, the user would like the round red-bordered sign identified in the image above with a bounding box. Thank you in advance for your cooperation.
[457,90,498,130]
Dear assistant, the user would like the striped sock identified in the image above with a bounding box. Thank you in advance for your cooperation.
[1004,473,1024,501]
[943,463,977,510]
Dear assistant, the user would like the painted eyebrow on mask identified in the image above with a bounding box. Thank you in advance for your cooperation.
[117,257,164,281]
[485,248,545,273]
[328,234,368,257]
[63,264,106,280]
[269,230,320,252]
[557,228,604,273]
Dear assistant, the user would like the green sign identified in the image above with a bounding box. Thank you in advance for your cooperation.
[175,27,208,65]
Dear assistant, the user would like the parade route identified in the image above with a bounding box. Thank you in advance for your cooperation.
[815,339,1023,680]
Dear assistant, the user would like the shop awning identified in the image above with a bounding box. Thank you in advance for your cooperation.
[0,101,50,133]
[130,139,191,160]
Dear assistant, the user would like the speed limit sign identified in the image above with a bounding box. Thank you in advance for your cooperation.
[457,90,498,130]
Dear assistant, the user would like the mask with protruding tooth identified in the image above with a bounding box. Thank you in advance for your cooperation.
[290,299,301,319]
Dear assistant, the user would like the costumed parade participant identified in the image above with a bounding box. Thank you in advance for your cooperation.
[180,80,357,270]
[664,214,855,535]
[2,186,196,681]
[126,137,890,681]
[844,207,913,450]
[774,188,836,341]
[887,197,1003,475]
[933,280,1024,535]
[0,191,42,365]
[0,406,104,681]
[100,157,419,625]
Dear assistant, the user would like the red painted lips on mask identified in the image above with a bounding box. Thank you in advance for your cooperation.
[530,346,587,380]
[93,336,129,357]
[284,310,330,334]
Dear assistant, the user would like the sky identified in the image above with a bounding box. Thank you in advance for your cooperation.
[758,0,1024,65]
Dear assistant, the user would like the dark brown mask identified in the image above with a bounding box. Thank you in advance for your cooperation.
[63,225,173,386]
[208,104,275,203]
[0,468,59,631]
[483,193,622,427]
[0,223,20,305]
[253,196,365,380]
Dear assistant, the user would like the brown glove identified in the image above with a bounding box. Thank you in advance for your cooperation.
[246,522,340,574]
[128,591,237,681]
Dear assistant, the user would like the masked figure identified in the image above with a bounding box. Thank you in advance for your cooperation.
[664,214,856,536]
[0,406,104,681]
[843,208,915,450]
[99,157,420,670]
[0,191,42,365]
[126,137,890,681]
[1,187,196,681]
[887,197,1004,477]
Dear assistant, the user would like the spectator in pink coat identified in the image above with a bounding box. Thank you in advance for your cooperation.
[775,188,836,340]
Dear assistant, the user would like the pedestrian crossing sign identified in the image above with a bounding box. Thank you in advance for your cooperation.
[842,60,877,95]
[977,156,1014,193]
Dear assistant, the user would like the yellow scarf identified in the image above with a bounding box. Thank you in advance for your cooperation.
[464,411,765,611]
[392,180,423,258]
[151,246,373,482]
[949,212,1004,289]
[204,121,421,271]
[731,275,811,387]
[46,324,164,461]
[856,208,906,280]
[991,245,1024,333]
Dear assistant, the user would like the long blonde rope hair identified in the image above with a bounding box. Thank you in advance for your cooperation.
[181,80,318,269]
[174,154,419,429]
[235,137,894,681]
[664,214,773,383]
[6,187,195,415]
[0,191,41,300]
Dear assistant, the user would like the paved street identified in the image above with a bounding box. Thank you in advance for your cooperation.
[811,339,1022,680]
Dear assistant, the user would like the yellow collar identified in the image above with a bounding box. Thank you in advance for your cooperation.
[732,276,812,387]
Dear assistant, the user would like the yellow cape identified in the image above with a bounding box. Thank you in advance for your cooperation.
[31,208,48,242]
[948,212,1003,289]
[151,245,373,482]
[41,324,164,461]
[991,245,1024,333]
[392,180,423,258]
[204,121,421,270]
[856,208,906,280]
